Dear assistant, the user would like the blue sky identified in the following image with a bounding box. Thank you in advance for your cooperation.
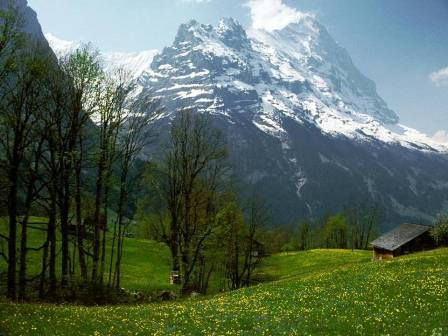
[28,0,448,138]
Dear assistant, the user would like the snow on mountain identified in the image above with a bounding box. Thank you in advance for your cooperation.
[44,22,446,154]
[44,33,158,79]
[136,18,447,153]
[44,33,80,57]
[134,17,448,228]
[43,17,448,228]
[102,50,159,79]
[44,19,448,157]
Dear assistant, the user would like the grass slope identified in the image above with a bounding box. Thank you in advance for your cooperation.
[1,248,447,335]
[0,218,172,294]
[255,249,371,281]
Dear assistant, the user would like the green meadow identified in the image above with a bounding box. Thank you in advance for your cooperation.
[0,218,173,295]
[1,245,447,336]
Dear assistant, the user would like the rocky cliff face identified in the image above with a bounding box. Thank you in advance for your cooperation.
[1,0,47,42]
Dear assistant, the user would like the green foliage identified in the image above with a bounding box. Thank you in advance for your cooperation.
[2,249,447,335]
[280,204,380,253]
[280,241,297,253]
[297,220,311,250]
[431,214,448,246]
[216,201,247,289]
[258,226,295,254]
[133,162,170,242]
[134,204,170,241]
[0,1,26,73]
[322,213,348,249]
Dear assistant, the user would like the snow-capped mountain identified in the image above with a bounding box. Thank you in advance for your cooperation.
[45,18,446,152]
[141,17,447,153]
[45,17,448,229]
[45,33,158,79]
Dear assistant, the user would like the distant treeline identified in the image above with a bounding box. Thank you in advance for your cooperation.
[431,214,448,246]
[280,208,448,253]
[259,204,382,253]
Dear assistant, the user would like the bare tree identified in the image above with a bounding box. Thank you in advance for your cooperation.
[219,201,246,290]
[0,0,26,301]
[57,45,102,287]
[243,196,269,286]
[16,46,54,300]
[0,40,51,299]
[161,110,228,294]
[0,4,150,298]
[37,59,72,293]
[111,91,161,290]
[220,195,268,290]
[91,71,126,285]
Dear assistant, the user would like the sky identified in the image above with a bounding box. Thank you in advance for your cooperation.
[28,0,448,139]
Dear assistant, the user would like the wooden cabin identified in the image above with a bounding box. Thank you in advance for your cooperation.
[370,223,436,261]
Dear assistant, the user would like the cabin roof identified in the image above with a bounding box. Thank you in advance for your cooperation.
[370,223,431,251]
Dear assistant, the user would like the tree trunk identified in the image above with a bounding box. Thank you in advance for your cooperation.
[60,170,70,288]
[113,164,130,290]
[114,231,124,290]
[99,205,107,286]
[48,187,57,294]
[38,236,49,299]
[170,215,180,273]
[74,154,88,282]
[108,217,118,287]
[100,167,112,286]
[7,165,18,301]
[180,191,193,294]
[18,215,29,301]
[19,139,44,300]
[92,153,105,285]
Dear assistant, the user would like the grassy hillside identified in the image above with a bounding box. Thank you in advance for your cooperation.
[1,248,447,335]
[0,218,173,294]
[254,249,371,281]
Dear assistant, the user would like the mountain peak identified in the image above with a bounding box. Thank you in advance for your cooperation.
[217,17,242,32]
[183,19,201,30]
[174,19,213,45]
[216,17,249,50]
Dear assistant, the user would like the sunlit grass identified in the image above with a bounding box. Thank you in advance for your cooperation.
[1,248,447,335]
[254,249,371,281]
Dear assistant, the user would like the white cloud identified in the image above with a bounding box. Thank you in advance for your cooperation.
[432,130,448,144]
[430,67,448,87]
[245,0,308,32]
